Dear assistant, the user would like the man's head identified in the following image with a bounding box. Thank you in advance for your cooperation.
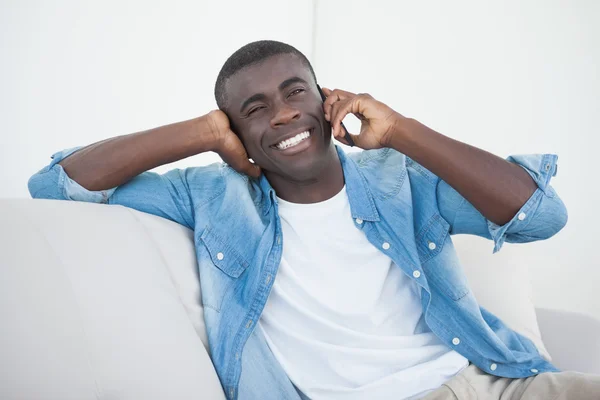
[214,40,335,182]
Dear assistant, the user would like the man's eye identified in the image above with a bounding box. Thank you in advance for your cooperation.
[248,106,265,115]
[289,88,305,97]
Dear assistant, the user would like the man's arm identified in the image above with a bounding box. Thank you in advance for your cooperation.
[385,119,536,226]
[324,87,566,251]
[28,110,260,228]
[323,88,556,225]
[56,111,258,192]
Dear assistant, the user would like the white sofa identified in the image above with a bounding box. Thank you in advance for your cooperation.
[1,198,599,400]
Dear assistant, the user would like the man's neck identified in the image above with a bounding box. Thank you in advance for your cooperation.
[265,146,345,204]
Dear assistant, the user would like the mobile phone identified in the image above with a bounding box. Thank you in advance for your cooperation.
[317,84,355,147]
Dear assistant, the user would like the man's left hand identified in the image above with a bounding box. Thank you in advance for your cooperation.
[322,87,406,150]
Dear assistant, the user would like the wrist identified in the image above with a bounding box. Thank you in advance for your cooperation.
[383,115,417,150]
[198,113,224,152]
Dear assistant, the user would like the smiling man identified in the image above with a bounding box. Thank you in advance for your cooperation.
[214,50,343,204]
[29,40,599,399]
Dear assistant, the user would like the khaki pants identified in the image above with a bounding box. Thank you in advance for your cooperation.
[422,363,600,400]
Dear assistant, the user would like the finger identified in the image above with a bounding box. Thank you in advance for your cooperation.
[322,90,341,120]
[329,126,346,145]
[335,126,352,146]
[330,97,357,138]
[244,159,262,179]
[323,101,331,122]
[244,155,261,178]
[331,96,369,138]
[322,88,357,120]
[228,153,261,178]
[328,99,345,138]
[325,87,357,98]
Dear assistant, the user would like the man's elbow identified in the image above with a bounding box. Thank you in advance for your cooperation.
[28,171,46,198]
[28,169,62,200]
[536,194,568,240]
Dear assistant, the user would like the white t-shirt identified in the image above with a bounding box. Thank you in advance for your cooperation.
[257,186,468,400]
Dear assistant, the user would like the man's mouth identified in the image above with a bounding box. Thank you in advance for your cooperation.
[271,129,312,151]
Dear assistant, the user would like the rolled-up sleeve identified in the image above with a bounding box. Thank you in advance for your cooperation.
[28,146,196,229]
[437,154,568,253]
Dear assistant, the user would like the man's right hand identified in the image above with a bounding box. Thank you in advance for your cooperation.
[206,110,261,179]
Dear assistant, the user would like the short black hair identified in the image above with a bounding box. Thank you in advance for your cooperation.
[214,40,317,110]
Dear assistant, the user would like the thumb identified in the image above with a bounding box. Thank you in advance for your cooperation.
[245,160,262,179]
[223,151,262,179]
[230,151,262,179]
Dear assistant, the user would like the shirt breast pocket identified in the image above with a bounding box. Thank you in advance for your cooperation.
[196,226,251,312]
[417,214,470,301]
[199,226,250,278]
[416,214,449,262]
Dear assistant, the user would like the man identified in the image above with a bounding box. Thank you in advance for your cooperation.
[28,40,599,399]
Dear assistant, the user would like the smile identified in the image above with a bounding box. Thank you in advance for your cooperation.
[272,130,311,150]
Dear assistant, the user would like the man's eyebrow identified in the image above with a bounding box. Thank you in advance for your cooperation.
[279,76,308,90]
[240,93,267,113]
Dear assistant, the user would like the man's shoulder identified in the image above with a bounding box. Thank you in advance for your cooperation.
[346,148,408,179]
[179,162,233,200]
[184,161,263,207]
[347,147,441,201]
[347,147,399,165]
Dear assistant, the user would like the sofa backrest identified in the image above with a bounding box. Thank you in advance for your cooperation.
[0,198,551,399]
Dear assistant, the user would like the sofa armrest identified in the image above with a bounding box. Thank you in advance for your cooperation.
[536,307,600,374]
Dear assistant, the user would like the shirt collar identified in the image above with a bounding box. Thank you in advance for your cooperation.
[258,145,380,222]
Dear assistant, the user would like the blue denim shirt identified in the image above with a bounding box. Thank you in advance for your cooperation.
[28,145,567,400]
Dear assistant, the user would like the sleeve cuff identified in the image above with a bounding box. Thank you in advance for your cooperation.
[487,154,559,253]
[51,146,117,203]
[505,154,558,194]
[487,189,543,253]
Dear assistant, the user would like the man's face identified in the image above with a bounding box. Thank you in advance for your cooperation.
[224,54,333,181]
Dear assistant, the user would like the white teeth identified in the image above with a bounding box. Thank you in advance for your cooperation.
[275,131,310,150]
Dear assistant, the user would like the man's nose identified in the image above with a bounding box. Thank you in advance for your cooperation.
[270,103,301,128]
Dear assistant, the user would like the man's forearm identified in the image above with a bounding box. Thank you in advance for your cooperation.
[58,116,218,191]
[388,118,537,225]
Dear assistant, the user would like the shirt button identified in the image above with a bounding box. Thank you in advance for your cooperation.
[382,242,390,250]
[245,320,253,328]
[355,218,363,224]
[217,252,224,260]
[490,363,497,371]
[452,337,460,345]
[518,212,527,221]
[428,242,436,250]
[413,270,421,278]
[531,368,538,373]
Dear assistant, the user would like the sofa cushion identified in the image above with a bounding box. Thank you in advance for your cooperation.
[0,199,224,400]
[452,235,551,361]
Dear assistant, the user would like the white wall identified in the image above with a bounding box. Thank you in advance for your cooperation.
[314,0,600,318]
[0,0,314,187]
[1,1,599,318]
